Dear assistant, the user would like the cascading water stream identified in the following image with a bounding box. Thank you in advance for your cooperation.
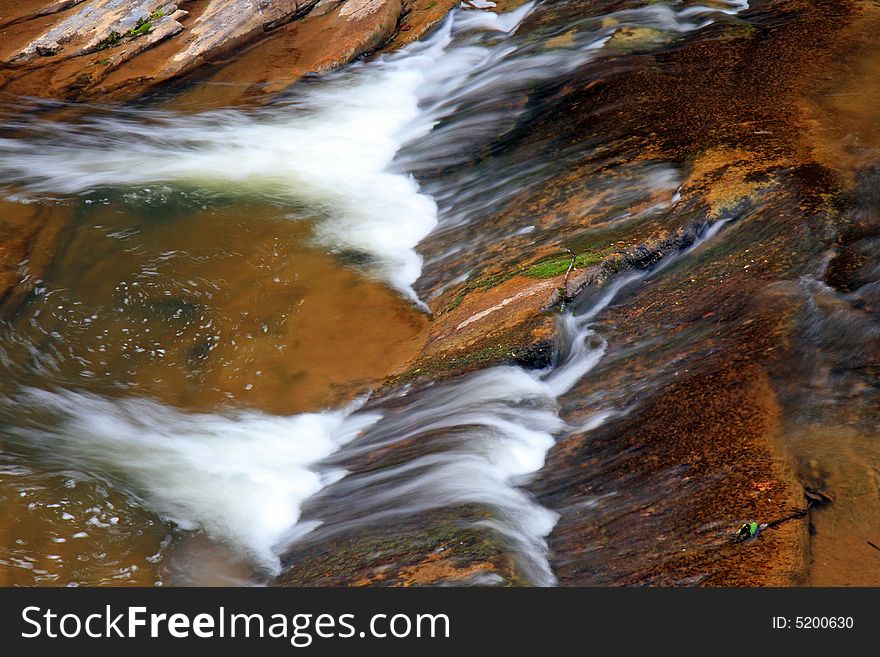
[0,1,748,584]
[0,216,730,583]
[286,216,731,585]
[0,0,748,302]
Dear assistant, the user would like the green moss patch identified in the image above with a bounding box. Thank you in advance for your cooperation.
[523,247,614,278]
[444,245,614,311]
[96,11,166,50]
[96,31,122,50]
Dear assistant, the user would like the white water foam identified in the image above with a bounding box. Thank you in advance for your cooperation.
[0,2,746,582]
[289,217,733,584]
[0,216,728,582]
[2,389,381,574]
[0,1,748,302]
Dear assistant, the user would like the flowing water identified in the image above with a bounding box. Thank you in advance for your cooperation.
[0,1,754,585]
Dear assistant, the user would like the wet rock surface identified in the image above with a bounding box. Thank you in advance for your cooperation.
[1,0,879,587]
[305,0,872,586]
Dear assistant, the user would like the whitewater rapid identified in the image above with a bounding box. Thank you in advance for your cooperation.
[0,1,749,582]
[0,0,747,302]
[0,215,730,581]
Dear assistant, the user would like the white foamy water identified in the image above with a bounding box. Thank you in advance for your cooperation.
[275,216,733,583]
[0,2,746,582]
[0,0,748,302]
[1,389,381,574]
[286,219,728,586]
[1,217,729,582]
[0,299,606,584]
[296,331,610,585]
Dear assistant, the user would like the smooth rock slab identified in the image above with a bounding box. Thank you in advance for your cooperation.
[8,0,319,81]
[164,0,318,78]
[12,0,184,61]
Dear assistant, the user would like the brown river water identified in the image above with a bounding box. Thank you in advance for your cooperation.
[0,197,426,585]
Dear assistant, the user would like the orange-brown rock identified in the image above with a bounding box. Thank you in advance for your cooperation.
[0,0,414,101]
